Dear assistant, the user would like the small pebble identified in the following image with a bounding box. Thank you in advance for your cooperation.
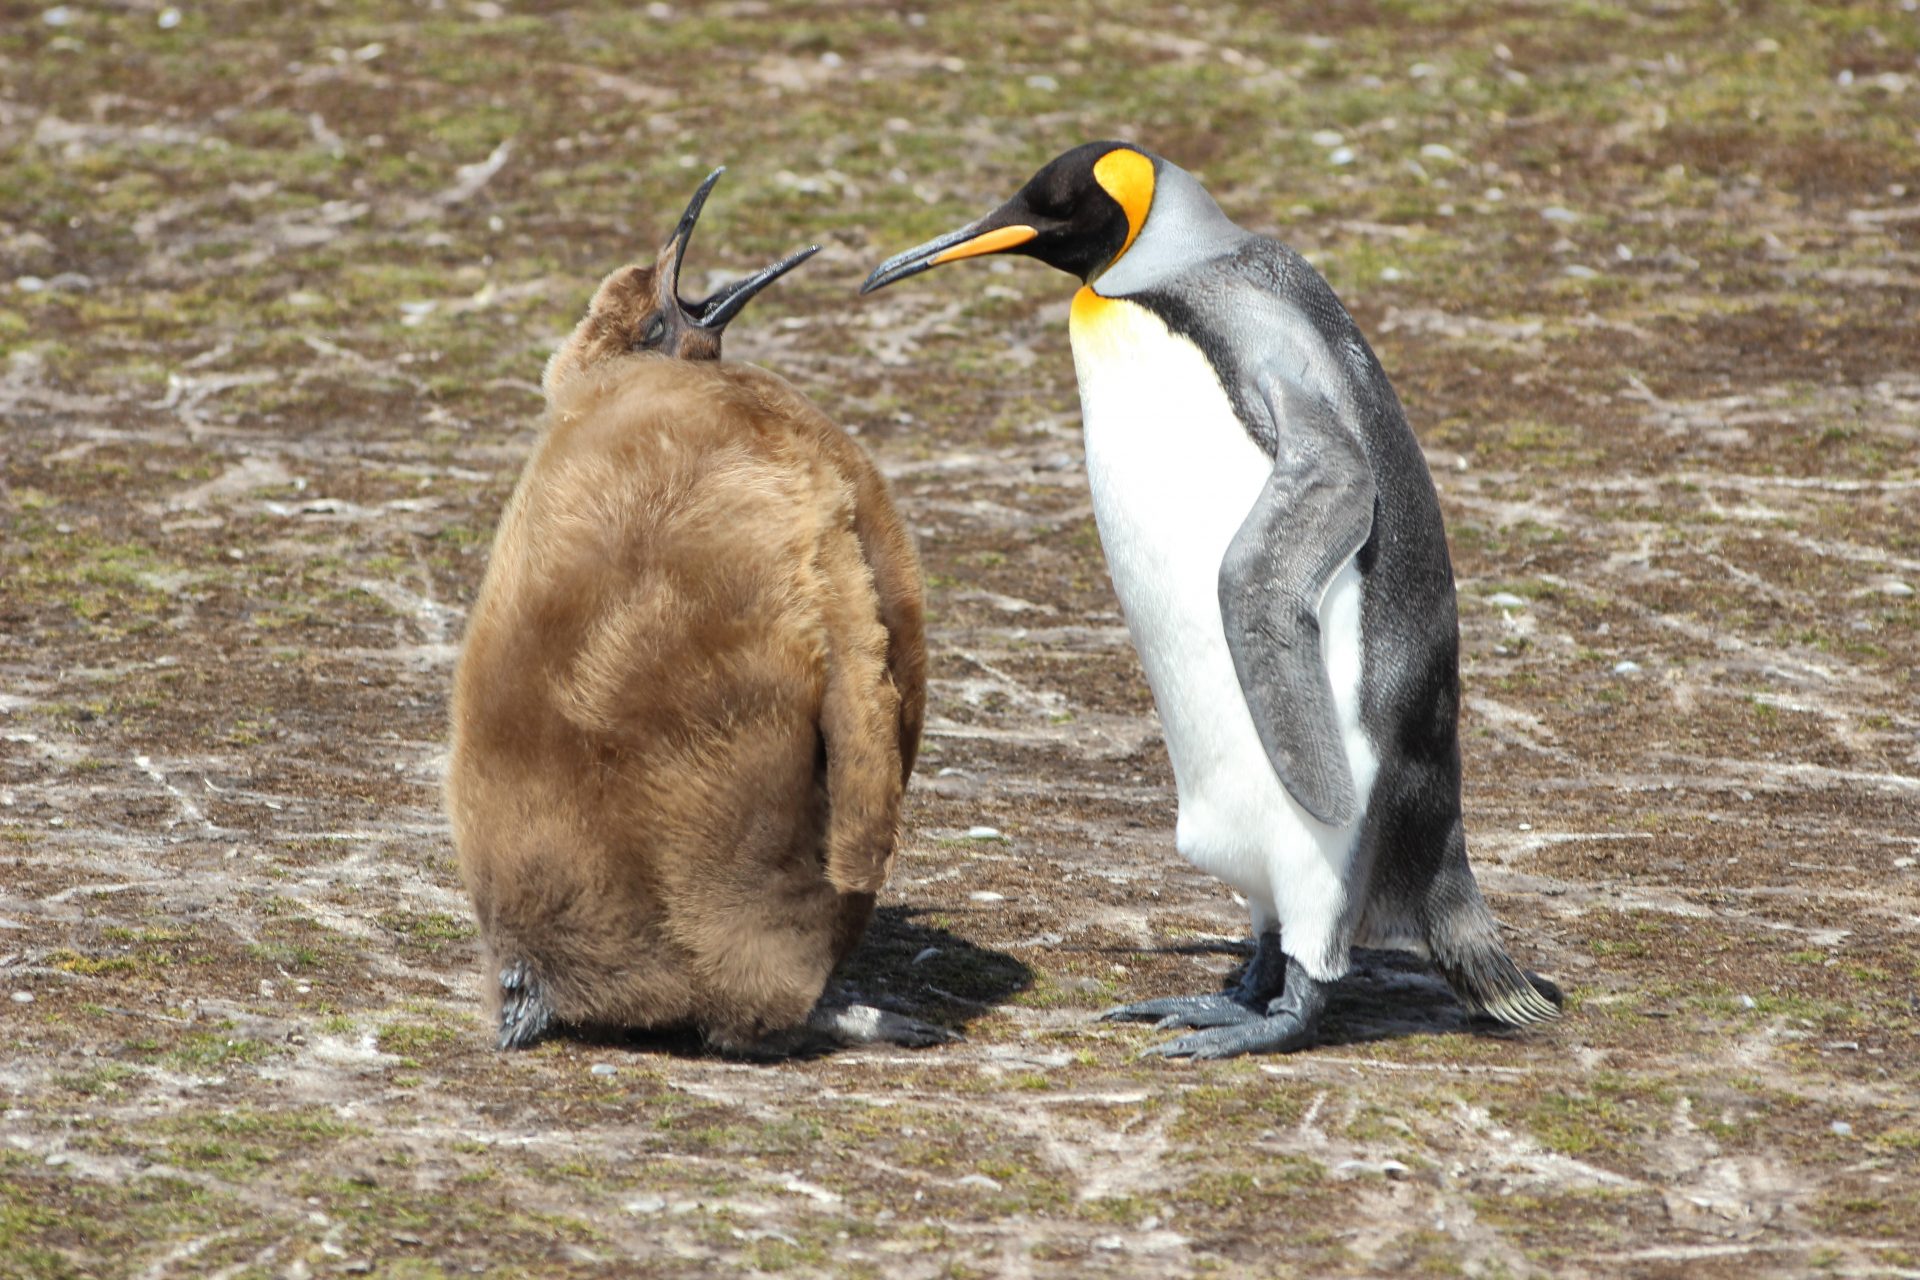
[157,6,180,27]
[963,825,1004,841]
[1309,129,1345,148]
[956,1173,1002,1191]
[1831,1121,1853,1137]
[1541,205,1578,223]
[625,1194,667,1214]
[1880,580,1913,597]
[42,6,75,26]
[590,1063,617,1077]
[1518,822,1533,831]
[1738,995,1757,1009]
[10,992,32,1004]
[1894,857,1916,869]
[1487,592,1526,608]
[1563,264,1600,279]
[1612,660,1641,675]
[1024,74,1057,91]
[968,891,1005,903]
[911,947,940,965]
[1419,143,1456,161]
[1328,146,1356,166]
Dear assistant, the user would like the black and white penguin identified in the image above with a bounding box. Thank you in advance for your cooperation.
[862,142,1560,1058]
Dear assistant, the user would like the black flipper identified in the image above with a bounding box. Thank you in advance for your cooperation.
[1217,373,1376,827]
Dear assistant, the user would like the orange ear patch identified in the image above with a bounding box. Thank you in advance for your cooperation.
[1092,149,1155,264]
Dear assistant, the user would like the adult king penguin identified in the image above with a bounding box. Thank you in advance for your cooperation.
[863,142,1560,1058]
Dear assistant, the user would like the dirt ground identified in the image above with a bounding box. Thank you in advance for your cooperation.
[3,2,1919,1277]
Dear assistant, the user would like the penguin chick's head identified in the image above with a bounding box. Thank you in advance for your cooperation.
[546,167,819,385]
[861,141,1154,294]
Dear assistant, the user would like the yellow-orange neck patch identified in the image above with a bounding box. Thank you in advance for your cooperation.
[1091,148,1155,267]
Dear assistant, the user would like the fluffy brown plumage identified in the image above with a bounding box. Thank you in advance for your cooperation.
[446,172,928,1053]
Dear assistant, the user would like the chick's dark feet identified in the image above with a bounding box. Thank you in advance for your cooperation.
[497,961,555,1050]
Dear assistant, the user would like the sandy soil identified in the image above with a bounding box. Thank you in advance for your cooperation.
[2,2,1917,1277]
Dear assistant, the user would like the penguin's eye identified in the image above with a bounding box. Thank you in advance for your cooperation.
[638,315,667,348]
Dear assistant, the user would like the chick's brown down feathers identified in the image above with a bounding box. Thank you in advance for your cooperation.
[449,281,924,1051]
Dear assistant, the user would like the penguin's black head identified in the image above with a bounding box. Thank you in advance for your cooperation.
[860,142,1155,294]
[550,167,818,380]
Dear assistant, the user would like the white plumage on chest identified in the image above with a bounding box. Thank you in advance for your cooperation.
[1068,289,1378,980]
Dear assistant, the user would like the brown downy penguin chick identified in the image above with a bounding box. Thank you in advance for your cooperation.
[447,169,937,1054]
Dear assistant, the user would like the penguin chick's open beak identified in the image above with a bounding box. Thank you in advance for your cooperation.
[692,243,819,330]
[858,219,1038,295]
[660,166,820,331]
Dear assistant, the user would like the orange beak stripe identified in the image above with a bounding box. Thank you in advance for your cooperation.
[929,224,1039,264]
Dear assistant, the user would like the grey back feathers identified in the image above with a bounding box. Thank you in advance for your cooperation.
[1217,373,1375,826]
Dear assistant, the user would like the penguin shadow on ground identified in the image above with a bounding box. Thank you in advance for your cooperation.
[838,904,1036,1029]
[1132,940,1547,1049]
[567,907,1032,1061]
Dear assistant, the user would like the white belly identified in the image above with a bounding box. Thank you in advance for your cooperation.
[1069,290,1378,979]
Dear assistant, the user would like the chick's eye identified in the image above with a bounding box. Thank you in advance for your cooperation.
[640,316,667,347]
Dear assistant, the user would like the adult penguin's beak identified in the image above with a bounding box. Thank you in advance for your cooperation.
[859,212,1039,294]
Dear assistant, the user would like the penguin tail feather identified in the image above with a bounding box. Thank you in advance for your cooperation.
[1426,877,1562,1027]
[1435,937,1563,1026]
